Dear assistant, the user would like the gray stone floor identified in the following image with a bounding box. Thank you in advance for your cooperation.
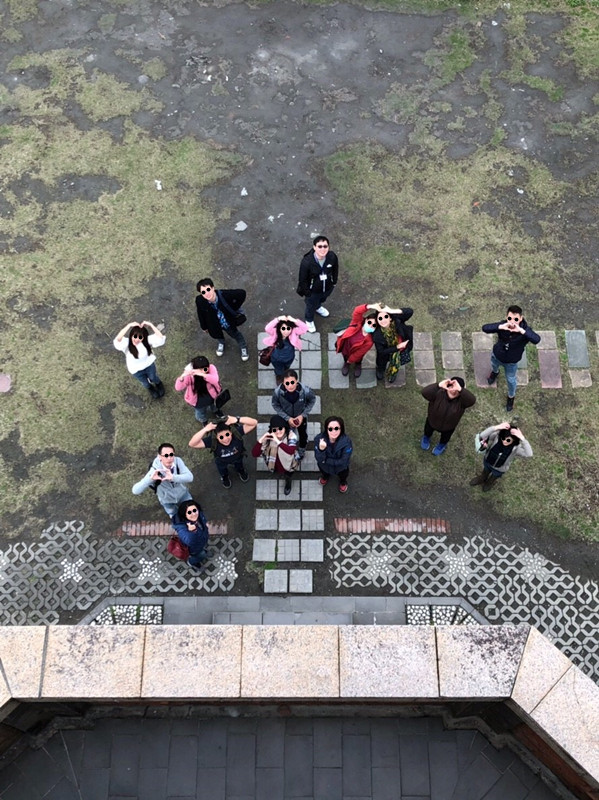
[0,716,561,800]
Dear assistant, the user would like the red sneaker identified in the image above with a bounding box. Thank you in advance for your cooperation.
[319,477,329,486]
[338,483,348,493]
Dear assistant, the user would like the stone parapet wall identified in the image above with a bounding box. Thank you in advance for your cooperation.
[0,624,597,793]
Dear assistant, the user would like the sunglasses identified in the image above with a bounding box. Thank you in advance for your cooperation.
[269,426,285,433]
[217,432,231,441]
[185,507,199,515]
[161,452,175,458]
[200,288,212,295]
[328,425,340,431]
[377,314,390,320]
[284,380,297,386]
[315,244,329,249]
[132,334,143,340]
[506,315,520,321]
[280,325,292,331]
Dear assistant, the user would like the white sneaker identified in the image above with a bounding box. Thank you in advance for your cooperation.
[315,306,329,317]
[216,342,225,357]
[306,321,316,334]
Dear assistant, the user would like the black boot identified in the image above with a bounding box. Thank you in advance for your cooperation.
[487,371,499,385]
[148,384,160,399]
[155,380,165,398]
[469,469,489,486]
[482,475,498,492]
[284,477,292,496]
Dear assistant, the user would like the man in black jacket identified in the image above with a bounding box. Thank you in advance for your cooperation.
[482,304,540,412]
[271,369,316,460]
[296,235,339,334]
[195,278,249,361]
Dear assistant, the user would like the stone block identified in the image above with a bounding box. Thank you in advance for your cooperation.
[329,369,350,389]
[516,369,529,386]
[307,422,320,438]
[252,539,277,561]
[263,569,288,593]
[569,369,592,388]
[301,539,324,562]
[301,369,321,389]
[257,395,274,415]
[413,350,435,369]
[362,347,377,369]
[279,509,302,531]
[511,627,572,714]
[142,626,241,698]
[302,509,324,531]
[0,626,46,699]
[415,369,436,387]
[441,331,462,351]
[302,332,321,351]
[301,350,322,370]
[384,367,406,388]
[472,331,494,350]
[277,539,300,562]
[300,450,318,471]
[328,333,338,350]
[258,370,276,389]
[310,396,322,414]
[256,479,278,501]
[565,330,590,368]
[289,570,313,593]
[537,331,557,349]
[473,350,493,387]
[300,480,323,502]
[257,332,268,349]
[290,352,300,370]
[538,349,562,388]
[42,627,145,700]
[340,627,438,698]
[355,368,377,389]
[279,481,301,501]
[255,509,278,531]
[328,349,345,370]
[241,626,338,697]
[413,332,433,350]
[437,626,528,699]
[441,350,464,370]
[531,664,599,783]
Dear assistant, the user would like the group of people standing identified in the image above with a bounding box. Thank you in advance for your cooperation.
[115,235,538,569]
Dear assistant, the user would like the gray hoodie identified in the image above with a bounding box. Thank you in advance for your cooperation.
[132,455,193,515]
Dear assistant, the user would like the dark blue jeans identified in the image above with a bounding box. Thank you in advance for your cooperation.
[216,457,245,479]
[304,286,335,322]
[132,362,160,389]
[218,325,247,349]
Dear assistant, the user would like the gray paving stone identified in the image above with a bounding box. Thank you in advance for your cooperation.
[166,735,197,797]
[517,351,528,368]
[371,720,400,768]
[343,734,372,797]
[252,539,276,562]
[565,329,590,368]
[314,768,343,800]
[429,740,459,800]
[353,611,376,624]
[277,539,301,562]
[196,766,226,799]
[329,369,350,389]
[539,349,562,388]
[256,479,278,501]
[441,350,464,370]
[313,720,343,768]
[257,332,268,349]
[307,422,320,438]
[301,369,322,389]
[263,569,288,593]
[372,766,401,800]
[258,370,276,389]
[257,395,274,415]
[399,735,430,796]
[300,479,323,502]
[413,331,433,350]
[384,367,406,388]
[441,331,462,350]
[230,611,263,624]
[356,368,377,389]
[213,612,231,624]
[300,350,322,369]
[278,481,301,501]
[256,720,285,768]
[289,570,313,593]
[300,539,324,562]
[413,349,435,369]
[302,509,324,531]
[328,332,338,350]
[299,450,318,471]
[284,734,313,797]
[259,596,293,611]
[302,331,321,351]
[537,330,557,349]
[256,767,284,800]
[415,369,436,387]
[363,348,376,368]
[226,733,256,797]
[255,509,278,531]
[279,509,302,531]
[224,596,262,610]
[261,612,296,624]
[516,368,529,387]
[296,611,351,623]
[472,331,494,350]
[570,369,592,388]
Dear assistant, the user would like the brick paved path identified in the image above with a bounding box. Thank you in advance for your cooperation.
[0,716,560,800]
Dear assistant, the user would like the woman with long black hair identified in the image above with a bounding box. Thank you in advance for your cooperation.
[262,315,308,384]
[175,355,222,423]
[113,320,165,398]
[470,422,532,492]
[314,416,353,494]
[171,499,210,570]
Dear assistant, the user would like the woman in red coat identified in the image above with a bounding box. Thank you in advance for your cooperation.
[335,303,379,378]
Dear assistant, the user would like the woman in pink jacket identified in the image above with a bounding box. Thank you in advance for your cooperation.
[175,355,222,423]
[262,315,308,384]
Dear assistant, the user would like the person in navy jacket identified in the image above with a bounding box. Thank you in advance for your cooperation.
[314,416,353,494]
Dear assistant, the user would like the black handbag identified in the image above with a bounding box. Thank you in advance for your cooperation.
[215,388,231,409]
[259,346,274,366]
[217,291,246,326]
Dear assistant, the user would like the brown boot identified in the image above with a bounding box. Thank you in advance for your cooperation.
[469,469,489,486]
[482,475,498,492]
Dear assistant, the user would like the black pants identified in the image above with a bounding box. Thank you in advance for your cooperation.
[291,418,308,449]
[319,467,349,483]
[424,419,455,445]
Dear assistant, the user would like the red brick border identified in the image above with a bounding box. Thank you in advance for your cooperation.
[115,519,229,538]
[334,517,450,534]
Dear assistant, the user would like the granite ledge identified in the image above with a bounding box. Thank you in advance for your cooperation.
[0,626,47,700]
[511,627,573,714]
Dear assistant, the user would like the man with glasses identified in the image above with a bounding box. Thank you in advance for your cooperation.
[188,414,258,488]
[296,235,339,334]
[132,443,194,518]
[482,305,540,412]
[271,369,316,460]
[195,277,249,361]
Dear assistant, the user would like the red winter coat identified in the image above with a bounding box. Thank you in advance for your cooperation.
[335,304,374,363]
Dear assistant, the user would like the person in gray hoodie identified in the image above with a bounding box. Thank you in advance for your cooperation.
[469,422,532,492]
[132,442,194,517]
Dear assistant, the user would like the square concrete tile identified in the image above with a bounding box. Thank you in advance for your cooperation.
[301,369,322,389]
[301,480,323,502]
[264,569,288,593]
[356,368,377,389]
[473,350,494,387]
[256,479,278,501]
[328,333,338,350]
[301,539,324,562]
[279,509,302,531]
[569,369,592,388]
[538,349,562,388]
[472,331,494,350]
[441,331,462,350]
[258,370,277,389]
[279,481,301,501]
[413,331,433,350]
[307,422,320,438]
[301,350,322,369]
[328,349,345,370]
[300,451,318,472]
[277,539,300,562]
[415,369,436,387]
[565,330,590,368]
[302,331,322,350]
[302,509,324,531]
[537,330,557,349]
[516,369,529,387]
[253,539,277,561]
[255,509,278,531]
[413,350,435,369]
[289,570,313,593]
[329,369,350,389]
[441,350,464,370]
[384,367,406,388]
[257,395,274,415]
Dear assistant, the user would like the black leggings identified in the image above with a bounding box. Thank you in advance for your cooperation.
[424,420,455,445]
[319,467,349,483]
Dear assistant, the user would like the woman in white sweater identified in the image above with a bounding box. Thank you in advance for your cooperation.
[113,320,166,399]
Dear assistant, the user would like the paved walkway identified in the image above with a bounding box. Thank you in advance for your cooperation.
[0,716,560,800]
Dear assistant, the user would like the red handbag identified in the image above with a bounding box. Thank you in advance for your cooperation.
[167,534,189,561]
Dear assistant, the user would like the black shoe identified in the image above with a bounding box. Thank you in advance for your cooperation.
[222,474,231,489]
[155,380,165,397]
[238,469,249,482]
[284,478,292,496]
[387,373,397,384]
[376,369,384,381]
[148,384,160,399]
[506,396,514,412]
[487,371,499,385]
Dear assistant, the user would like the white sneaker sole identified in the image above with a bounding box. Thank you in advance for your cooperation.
[315,307,329,317]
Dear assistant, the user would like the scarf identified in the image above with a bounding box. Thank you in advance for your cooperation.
[382,321,402,380]
[261,433,299,473]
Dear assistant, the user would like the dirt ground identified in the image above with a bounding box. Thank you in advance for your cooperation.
[0,0,598,582]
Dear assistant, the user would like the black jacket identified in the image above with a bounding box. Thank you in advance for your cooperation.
[297,250,339,297]
[373,309,414,356]
[482,318,541,364]
[314,433,353,475]
[196,289,246,339]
